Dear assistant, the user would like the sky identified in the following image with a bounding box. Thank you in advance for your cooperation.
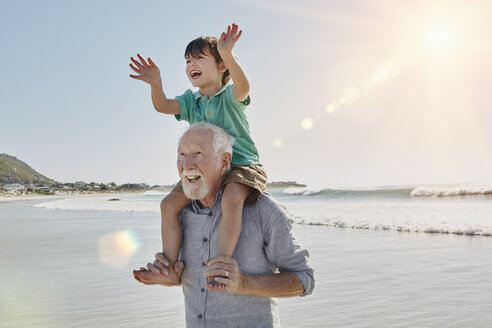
[1,0,491,188]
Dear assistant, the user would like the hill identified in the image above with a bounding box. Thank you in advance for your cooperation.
[0,154,55,185]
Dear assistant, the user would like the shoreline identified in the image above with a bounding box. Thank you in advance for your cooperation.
[0,186,291,203]
[0,189,153,203]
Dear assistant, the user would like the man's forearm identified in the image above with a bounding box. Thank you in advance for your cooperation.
[241,272,305,298]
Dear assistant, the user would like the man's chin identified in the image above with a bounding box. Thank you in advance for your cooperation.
[182,182,210,200]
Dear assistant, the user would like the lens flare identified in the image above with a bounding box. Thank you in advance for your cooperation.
[341,86,361,105]
[301,118,313,130]
[99,229,141,269]
[325,103,338,113]
[427,25,451,49]
[371,67,390,84]
[273,138,283,148]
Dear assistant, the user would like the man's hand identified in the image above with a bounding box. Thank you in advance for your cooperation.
[133,252,184,286]
[217,23,242,58]
[203,256,247,294]
[129,54,162,86]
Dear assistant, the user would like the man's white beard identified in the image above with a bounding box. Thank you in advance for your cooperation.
[181,170,211,200]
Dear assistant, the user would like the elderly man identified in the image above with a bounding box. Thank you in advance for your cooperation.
[133,122,314,327]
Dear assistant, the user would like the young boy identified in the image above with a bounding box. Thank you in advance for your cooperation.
[129,24,267,288]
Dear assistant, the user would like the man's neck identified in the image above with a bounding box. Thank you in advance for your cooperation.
[198,177,224,208]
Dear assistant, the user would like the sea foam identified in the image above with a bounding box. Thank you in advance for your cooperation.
[32,189,492,237]
[411,185,492,197]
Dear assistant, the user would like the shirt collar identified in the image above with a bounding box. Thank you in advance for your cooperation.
[194,84,228,102]
[191,188,223,214]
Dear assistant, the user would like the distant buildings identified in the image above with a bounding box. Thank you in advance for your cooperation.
[1,181,153,194]
[2,183,26,192]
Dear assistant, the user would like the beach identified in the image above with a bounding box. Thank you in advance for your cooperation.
[1,192,492,327]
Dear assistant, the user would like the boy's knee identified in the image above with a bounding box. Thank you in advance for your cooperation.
[222,185,250,205]
[161,196,179,214]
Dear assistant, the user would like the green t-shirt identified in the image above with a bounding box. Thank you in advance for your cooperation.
[174,84,260,165]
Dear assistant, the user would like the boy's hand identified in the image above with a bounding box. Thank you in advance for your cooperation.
[129,54,162,86]
[217,23,242,57]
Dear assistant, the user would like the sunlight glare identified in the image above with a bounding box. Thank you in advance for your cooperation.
[370,67,390,84]
[99,229,141,269]
[325,103,338,113]
[341,86,361,105]
[301,118,313,130]
[273,137,283,148]
[427,25,451,49]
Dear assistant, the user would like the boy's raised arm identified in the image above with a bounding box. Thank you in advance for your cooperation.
[217,23,250,103]
[129,54,180,115]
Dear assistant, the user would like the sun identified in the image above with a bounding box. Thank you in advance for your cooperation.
[426,25,452,50]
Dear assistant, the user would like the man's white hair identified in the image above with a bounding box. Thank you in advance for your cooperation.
[180,122,234,156]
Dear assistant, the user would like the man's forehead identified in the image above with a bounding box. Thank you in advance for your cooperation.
[179,129,214,148]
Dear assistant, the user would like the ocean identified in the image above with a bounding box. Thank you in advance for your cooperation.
[1,185,492,327]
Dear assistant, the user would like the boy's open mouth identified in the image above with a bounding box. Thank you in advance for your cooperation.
[190,70,202,80]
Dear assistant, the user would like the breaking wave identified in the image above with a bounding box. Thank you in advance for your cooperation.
[281,185,492,199]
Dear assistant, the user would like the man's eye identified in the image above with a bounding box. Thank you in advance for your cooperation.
[195,151,203,157]
[186,60,190,64]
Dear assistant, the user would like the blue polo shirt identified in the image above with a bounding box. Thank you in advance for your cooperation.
[174,84,260,165]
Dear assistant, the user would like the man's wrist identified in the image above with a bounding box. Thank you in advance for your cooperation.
[238,273,252,295]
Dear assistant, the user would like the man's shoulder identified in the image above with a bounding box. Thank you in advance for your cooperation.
[255,192,278,208]
[247,192,292,223]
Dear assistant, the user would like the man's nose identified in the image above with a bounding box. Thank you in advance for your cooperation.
[183,156,196,169]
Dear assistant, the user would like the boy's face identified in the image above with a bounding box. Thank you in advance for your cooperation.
[185,50,226,89]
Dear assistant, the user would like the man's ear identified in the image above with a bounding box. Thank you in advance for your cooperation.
[220,152,232,175]
[217,61,227,73]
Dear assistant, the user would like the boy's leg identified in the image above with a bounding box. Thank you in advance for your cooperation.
[208,182,250,288]
[218,182,250,256]
[160,190,191,282]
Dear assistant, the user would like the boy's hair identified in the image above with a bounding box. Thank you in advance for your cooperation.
[185,36,231,86]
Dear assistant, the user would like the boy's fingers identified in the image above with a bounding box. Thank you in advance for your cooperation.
[130,57,143,68]
[137,53,149,67]
[234,30,242,41]
[129,63,141,74]
[129,74,140,79]
[148,57,157,67]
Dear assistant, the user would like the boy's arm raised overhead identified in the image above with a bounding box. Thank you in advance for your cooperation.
[217,23,250,103]
[129,54,180,115]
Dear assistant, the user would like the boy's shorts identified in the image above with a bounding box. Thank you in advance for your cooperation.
[172,164,267,205]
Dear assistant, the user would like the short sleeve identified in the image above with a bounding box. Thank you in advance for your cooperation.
[224,84,251,109]
[174,90,194,122]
